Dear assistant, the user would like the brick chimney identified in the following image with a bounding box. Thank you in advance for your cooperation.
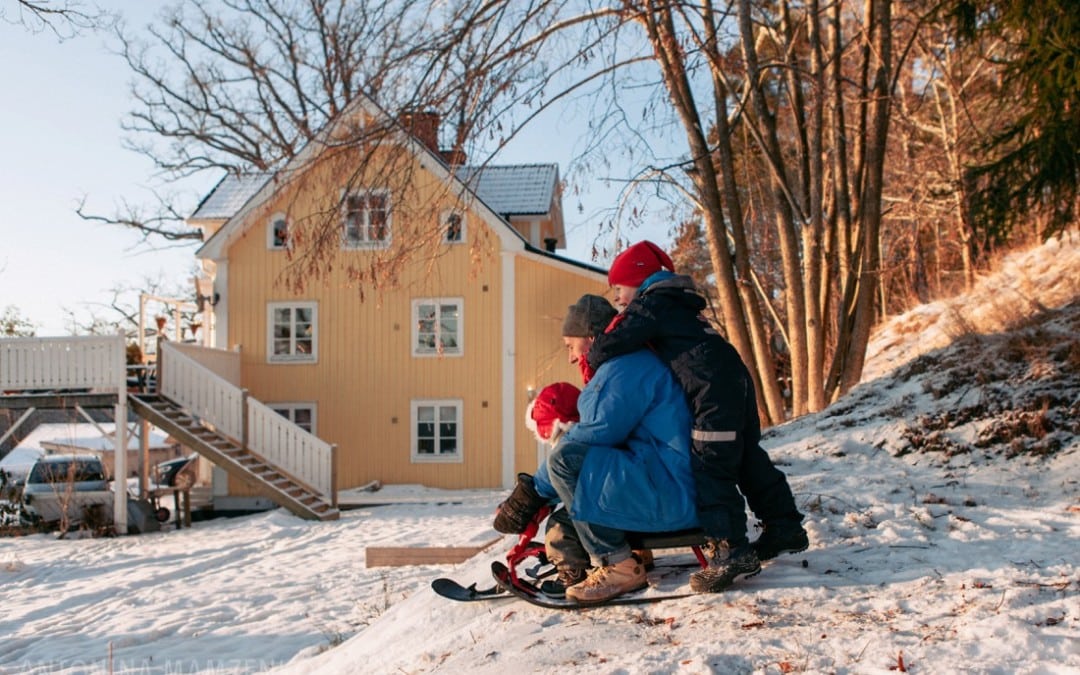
[440,148,467,166]
[398,110,440,154]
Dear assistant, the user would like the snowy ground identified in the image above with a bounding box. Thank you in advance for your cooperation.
[1,236,1077,674]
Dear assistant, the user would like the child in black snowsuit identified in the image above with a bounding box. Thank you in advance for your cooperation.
[587,240,808,592]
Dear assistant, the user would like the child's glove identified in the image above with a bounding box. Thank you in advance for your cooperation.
[493,473,547,534]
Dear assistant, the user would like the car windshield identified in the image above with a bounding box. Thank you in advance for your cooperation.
[28,460,105,484]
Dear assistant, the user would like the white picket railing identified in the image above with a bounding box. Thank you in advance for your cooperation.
[247,398,334,496]
[159,341,335,498]
[0,334,130,533]
[160,343,245,440]
[0,335,126,392]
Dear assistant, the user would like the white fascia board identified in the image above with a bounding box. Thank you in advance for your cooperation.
[518,249,607,282]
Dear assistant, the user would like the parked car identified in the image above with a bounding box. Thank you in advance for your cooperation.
[20,455,113,528]
[155,455,198,490]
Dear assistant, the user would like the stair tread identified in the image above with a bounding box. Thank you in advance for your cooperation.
[132,393,339,522]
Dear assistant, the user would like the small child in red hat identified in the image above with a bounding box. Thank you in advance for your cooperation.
[590,240,809,593]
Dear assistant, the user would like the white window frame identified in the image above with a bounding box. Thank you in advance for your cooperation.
[411,297,464,357]
[441,208,466,243]
[270,402,317,434]
[267,301,318,363]
[342,189,391,248]
[410,399,463,463]
[267,212,289,250]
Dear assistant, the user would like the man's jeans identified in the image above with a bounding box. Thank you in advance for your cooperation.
[545,440,632,567]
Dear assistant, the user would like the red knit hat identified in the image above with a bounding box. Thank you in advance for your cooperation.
[525,382,581,442]
[607,240,675,287]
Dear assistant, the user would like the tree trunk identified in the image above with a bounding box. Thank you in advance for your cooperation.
[839,0,892,394]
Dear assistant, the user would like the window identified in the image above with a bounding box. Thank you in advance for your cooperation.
[271,403,316,433]
[343,190,390,247]
[412,298,463,357]
[442,210,465,243]
[268,213,289,249]
[268,302,317,362]
[411,399,462,463]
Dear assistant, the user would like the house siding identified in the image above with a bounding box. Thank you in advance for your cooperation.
[204,116,606,491]
[213,147,586,490]
[512,255,606,475]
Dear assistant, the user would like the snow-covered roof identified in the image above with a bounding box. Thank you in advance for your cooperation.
[10,423,171,454]
[190,173,269,221]
[455,164,559,216]
[191,164,558,222]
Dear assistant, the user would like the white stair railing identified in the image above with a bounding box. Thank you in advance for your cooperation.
[160,342,244,440]
[247,398,335,496]
[159,341,335,501]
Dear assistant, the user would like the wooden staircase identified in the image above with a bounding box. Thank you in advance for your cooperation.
[129,393,339,521]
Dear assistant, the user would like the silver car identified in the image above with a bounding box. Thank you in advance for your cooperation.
[21,455,113,528]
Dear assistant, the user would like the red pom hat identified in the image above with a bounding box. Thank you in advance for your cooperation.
[525,382,581,442]
[607,240,675,287]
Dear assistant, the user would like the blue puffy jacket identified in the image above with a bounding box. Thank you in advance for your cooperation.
[533,349,699,532]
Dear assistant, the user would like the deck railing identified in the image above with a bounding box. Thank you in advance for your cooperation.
[159,342,335,497]
[0,334,129,532]
[0,335,126,392]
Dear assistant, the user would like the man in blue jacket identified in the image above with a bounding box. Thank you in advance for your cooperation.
[496,294,716,603]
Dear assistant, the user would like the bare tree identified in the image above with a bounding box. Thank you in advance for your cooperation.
[545,1,898,420]
[93,0,910,422]
[84,1,581,283]
[2,0,111,38]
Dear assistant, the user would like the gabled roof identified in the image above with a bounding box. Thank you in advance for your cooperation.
[193,91,573,262]
[191,164,559,223]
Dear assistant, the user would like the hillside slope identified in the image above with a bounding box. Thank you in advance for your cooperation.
[285,237,1078,673]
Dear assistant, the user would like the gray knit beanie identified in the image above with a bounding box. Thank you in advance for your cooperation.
[561,294,617,337]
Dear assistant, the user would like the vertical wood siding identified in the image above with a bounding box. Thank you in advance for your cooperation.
[512,257,607,475]
[218,147,605,490]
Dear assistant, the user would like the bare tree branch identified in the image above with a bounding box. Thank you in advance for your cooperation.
[3,0,112,39]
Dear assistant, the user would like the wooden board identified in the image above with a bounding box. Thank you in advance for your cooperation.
[366,537,501,567]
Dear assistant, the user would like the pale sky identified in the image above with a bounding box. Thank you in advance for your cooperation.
[0,2,207,335]
[0,2,670,337]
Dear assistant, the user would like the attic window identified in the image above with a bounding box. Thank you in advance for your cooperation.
[268,213,289,249]
[343,190,391,248]
[442,210,465,243]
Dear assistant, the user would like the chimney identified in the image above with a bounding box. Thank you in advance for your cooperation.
[398,110,440,154]
[544,237,558,253]
[440,148,467,166]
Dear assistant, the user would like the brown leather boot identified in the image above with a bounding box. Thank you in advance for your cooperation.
[566,557,647,603]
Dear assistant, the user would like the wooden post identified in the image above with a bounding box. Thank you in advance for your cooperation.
[139,419,151,499]
[155,336,164,394]
[330,444,338,508]
[113,333,129,535]
[240,389,249,452]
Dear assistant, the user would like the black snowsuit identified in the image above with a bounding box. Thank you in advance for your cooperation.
[587,272,802,546]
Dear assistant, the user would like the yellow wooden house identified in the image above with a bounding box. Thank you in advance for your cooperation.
[188,94,606,504]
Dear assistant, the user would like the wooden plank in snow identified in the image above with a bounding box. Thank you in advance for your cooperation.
[365,538,501,567]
